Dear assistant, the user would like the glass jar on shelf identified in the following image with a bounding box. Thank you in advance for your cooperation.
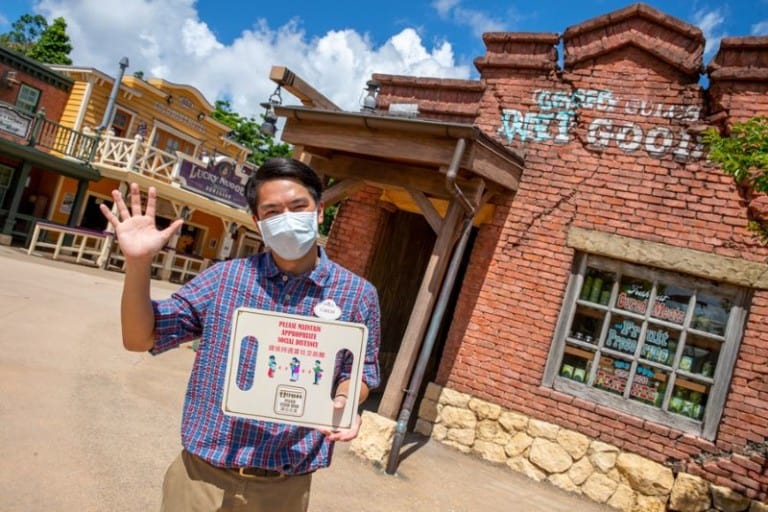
[669,388,687,414]
[679,347,695,372]
[589,275,604,304]
[687,391,703,419]
[581,268,615,305]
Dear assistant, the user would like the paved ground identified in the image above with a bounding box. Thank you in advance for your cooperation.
[0,246,613,512]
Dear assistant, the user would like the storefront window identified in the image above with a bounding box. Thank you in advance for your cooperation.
[547,254,747,439]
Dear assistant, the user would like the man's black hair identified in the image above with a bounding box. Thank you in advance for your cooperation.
[244,157,323,215]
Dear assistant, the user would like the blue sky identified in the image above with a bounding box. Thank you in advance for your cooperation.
[0,0,765,117]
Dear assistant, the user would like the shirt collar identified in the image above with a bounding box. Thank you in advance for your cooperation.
[261,246,332,287]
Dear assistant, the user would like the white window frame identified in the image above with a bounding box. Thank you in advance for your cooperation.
[16,84,41,113]
[543,252,749,440]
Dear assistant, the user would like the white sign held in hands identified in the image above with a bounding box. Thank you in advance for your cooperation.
[222,307,368,430]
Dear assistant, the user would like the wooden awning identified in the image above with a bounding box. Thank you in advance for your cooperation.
[275,105,524,211]
[275,102,526,420]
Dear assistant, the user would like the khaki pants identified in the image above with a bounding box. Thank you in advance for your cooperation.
[160,450,312,512]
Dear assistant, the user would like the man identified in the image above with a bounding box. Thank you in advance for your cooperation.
[100,158,381,512]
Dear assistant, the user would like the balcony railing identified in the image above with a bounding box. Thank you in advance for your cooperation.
[0,102,99,162]
[94,133,180,182]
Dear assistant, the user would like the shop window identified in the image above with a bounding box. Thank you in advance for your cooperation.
[546,253,747,440]
[16,84,41,113]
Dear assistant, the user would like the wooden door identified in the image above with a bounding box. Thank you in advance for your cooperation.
[366,210,435,391]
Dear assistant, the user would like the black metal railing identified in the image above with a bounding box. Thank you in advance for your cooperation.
[27,111,99,162]
[0,102,99,163]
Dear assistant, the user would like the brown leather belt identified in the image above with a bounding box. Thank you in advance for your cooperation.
[237,467,284,478]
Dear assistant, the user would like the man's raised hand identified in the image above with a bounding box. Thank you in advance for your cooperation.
[100,183,183,263]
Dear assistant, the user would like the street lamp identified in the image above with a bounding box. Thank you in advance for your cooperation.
[360,80,381,113]
[260,85,282,137]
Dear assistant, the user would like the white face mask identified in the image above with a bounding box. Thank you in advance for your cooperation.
[257,211,319,261]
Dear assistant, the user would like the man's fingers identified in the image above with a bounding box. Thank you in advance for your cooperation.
[333,396,347,409]
[322,414,362,442]
[112,189,130,221]
[160,219,184,242]
[129,183,142,217]
[145,187,157,218]
[99,203,119,228]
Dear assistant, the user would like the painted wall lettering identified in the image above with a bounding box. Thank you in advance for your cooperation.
[499,89,704,161]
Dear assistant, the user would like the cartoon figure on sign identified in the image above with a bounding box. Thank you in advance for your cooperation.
[267,355,277,378]
[312,360,323,385]
[289,357,301,382]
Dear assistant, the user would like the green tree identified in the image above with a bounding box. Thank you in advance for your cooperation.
[211,99,292,167]
[0,14,48,54]
[704,116,768,239]
[0,14,73,64]
[27,17,72,64]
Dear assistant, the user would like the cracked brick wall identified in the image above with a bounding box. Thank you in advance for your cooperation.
[434,5,768,502]
[333,4,768,501]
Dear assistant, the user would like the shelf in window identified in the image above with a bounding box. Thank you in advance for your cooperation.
[674,377,708,394]
[687,328,725,342]
[636,360,672,375]
[575,299,609,311]
[564,345,595,360]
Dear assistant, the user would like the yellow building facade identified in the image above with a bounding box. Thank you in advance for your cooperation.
[44,64,263,279]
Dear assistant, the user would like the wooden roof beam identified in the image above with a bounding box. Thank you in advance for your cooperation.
[307,153,482,200]
[269,66,341,111]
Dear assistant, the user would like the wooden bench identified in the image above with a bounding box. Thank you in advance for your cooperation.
[170,253,209,283]
[107,245,169,276]
[27,221,112,266]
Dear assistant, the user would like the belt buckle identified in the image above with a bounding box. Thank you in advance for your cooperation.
[238,467,281,478]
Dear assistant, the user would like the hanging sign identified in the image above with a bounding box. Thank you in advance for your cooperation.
[176,155,254,209]
[0,104,32,138]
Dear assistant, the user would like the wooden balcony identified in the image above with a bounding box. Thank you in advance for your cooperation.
[0,102,99,162]
[93,133,178,181]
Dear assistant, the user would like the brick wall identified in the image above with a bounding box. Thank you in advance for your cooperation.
[0,54,71,122]
[433,7,768,502]
[324,184,388,278]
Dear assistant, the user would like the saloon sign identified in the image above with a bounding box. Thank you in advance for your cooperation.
[0,104,32,138]
[176,155,253,209]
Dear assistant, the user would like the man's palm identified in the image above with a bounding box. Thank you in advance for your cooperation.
[100,184,183,262]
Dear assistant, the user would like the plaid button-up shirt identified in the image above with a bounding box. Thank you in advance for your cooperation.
[151,247,381,475]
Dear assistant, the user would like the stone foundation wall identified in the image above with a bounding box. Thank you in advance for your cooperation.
[412,383,767,512]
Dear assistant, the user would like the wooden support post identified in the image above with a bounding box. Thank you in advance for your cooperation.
[377,199,465,419]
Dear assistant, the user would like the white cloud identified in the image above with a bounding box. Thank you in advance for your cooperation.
[692,8,726,58]
[27,0,469,118]
[752,20,768,35]
[433,0,461,17]
[431,0,507,37]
